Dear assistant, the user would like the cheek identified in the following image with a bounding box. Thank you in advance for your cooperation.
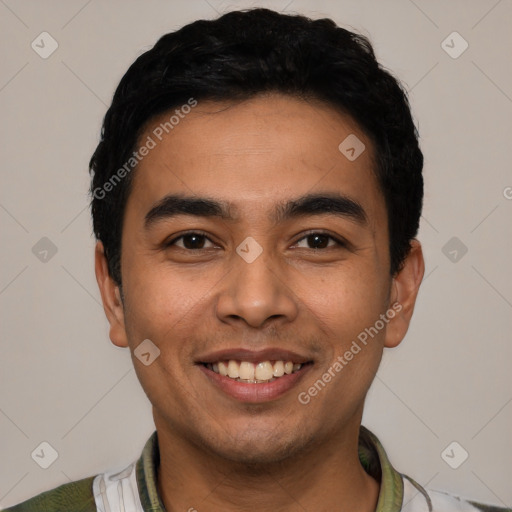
[121,255,222,354]
[299,264,389,404]
[120,265,210,411]
[304,264,388,339]
[305,270,387,398]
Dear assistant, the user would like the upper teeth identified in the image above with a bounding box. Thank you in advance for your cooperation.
[207,360,302,382]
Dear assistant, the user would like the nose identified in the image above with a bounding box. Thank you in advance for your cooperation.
[215,242,299,329]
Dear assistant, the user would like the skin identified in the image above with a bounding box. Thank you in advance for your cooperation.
[95,93,424,512]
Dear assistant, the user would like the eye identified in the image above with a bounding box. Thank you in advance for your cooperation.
[294,231,345,250]
[164,230,346,251]
[165,231,217,250]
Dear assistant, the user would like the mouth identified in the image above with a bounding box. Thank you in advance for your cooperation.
[196,356,314,403]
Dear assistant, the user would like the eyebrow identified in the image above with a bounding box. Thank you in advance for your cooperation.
[144,192,368,229]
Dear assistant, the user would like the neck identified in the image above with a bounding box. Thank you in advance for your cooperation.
[154,415,380,512]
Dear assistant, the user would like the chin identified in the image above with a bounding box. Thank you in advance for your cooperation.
[208,428,312,467]
[219,445,295,467]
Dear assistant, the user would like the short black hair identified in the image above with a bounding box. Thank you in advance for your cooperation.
[89,7,423,286]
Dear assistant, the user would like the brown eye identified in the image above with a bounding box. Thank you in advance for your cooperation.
[295,232,344,249]
[166,232,215,250]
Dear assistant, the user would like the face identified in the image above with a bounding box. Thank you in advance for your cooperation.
[96,93,423,465]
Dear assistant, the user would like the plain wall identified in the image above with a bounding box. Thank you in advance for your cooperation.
[1,0,511,508]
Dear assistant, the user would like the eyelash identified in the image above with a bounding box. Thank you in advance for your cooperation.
[164,230,347,250]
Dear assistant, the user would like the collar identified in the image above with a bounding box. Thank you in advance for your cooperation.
[135,425,405,511]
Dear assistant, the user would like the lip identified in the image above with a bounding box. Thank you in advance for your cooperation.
[198,362,313,403]
[195,347,311,364]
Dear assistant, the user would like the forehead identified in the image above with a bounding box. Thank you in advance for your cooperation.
[126,93,386,229]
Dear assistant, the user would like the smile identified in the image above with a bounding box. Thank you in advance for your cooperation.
[199,359,314,402]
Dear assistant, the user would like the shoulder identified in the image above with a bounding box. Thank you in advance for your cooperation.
[1,475,96,512]
[402,475,511,512]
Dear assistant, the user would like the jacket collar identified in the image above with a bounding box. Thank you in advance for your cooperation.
[135,425,406,511]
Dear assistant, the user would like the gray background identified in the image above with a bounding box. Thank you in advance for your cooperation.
[1,0,511,508]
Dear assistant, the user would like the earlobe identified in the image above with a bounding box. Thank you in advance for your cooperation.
[384,239,425,348]
[94,241,129,348]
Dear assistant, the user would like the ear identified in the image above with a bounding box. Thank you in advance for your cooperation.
[384,239,425,348]
[94,241,129,348]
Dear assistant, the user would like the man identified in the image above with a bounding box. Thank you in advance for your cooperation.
[3,7,509,512]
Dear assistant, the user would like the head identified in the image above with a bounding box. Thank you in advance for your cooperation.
[92,8,424,464]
